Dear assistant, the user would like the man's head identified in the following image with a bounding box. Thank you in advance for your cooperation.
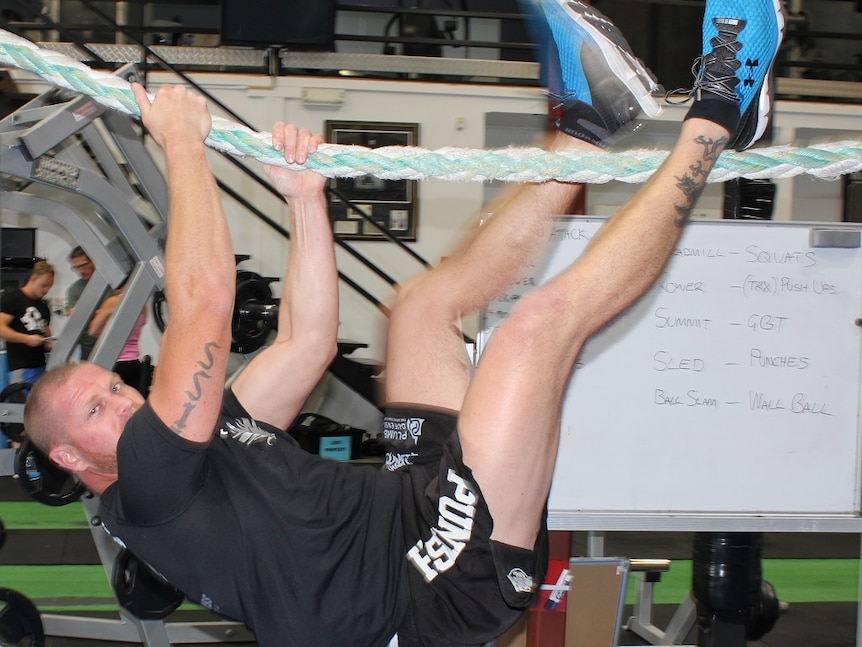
[25,361,145,494]
[68,246,95,281]
[22,260,54,299]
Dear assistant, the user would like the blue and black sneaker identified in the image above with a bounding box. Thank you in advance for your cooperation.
[681,0,786,150]
[519,0,662,148]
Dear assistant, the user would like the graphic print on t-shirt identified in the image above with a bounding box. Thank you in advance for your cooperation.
[20,306,47,333]
[219,418,276,446]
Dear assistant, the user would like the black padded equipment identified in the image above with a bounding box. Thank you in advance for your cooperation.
[747,579,781,641]
[112,549,185,620]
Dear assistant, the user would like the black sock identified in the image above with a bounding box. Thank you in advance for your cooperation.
[684,98,741,137]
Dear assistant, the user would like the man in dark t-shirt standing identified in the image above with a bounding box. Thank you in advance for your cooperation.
[0,260,54,384]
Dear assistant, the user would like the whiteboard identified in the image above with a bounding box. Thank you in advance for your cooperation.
[479,218,862,519]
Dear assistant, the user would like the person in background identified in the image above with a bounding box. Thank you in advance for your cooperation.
[87,280,149,395]
[0,259,55,385]
[66,246,103,359]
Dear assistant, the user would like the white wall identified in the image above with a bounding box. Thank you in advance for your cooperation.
[6,69,862,365]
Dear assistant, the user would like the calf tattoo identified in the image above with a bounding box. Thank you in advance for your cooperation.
[673,134,729,227]
[171,341,221,434]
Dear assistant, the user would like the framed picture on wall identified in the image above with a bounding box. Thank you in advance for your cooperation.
[325,121,419,241]
[845,170,862,223]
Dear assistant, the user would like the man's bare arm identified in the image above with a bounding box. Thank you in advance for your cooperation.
[131,83,235,443]
[231,123,338,430]
[0,312,46,347]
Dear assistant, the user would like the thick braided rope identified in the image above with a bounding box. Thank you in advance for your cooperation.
[2,28,861,184]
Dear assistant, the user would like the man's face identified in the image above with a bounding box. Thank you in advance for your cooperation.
[52,363,145,477]
[71,256,95,281]
[28,275,54,299]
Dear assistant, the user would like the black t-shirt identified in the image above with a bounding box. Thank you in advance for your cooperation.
[99,390,408,647]
[1,288,50,370]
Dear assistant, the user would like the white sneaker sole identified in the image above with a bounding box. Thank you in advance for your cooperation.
[750,0,787,145]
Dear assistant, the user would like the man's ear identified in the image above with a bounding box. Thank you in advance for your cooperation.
[50,445,82,473]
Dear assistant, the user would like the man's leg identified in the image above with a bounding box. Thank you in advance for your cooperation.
[385,138,586,410]
[385,0,661,412]
[460,0,785,549]
[460,117,730,547]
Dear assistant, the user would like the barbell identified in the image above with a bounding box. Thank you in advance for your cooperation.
[152,269,279,355]
[233,270,279,354]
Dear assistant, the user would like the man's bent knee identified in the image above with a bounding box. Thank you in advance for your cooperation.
[390,275,462,337]
[494,290,583,357]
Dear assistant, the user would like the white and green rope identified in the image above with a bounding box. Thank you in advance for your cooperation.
[1,27,861,184]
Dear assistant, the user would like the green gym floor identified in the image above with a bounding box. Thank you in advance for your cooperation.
[0,474,858,646]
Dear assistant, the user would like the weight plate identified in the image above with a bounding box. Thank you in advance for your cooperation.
[0,587,44,647]
[14,438,86,507]
[0,382,32,443]
[232,272,275,354]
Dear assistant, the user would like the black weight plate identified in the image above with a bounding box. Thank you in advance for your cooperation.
[151,290,167,332]
[232,272,275,354]
[0,382,32,443]
[0,587,44,647]
[14,438,86,506]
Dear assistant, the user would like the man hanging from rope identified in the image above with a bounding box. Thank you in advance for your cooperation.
[23,0,784,645]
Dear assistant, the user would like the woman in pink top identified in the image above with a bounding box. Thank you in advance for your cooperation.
[88,284,149,394]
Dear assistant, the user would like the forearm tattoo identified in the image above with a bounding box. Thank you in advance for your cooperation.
[171,341,221,434]
[673,134,729,227]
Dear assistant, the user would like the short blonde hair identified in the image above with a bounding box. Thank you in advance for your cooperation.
[29,260,55,279]
[23,362,82,455]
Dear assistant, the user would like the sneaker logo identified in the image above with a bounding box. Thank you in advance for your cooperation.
[575,117,610,141]
[743,58,760,87]
[715,17,741,28]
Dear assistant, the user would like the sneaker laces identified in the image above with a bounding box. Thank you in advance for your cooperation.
[665,24,743,105]
[544,90,566,111]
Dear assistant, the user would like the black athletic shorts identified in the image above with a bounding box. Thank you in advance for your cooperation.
[383,405,549,647]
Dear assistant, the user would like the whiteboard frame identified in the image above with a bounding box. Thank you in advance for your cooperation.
[546,512,862,532]
[478,218,862,532]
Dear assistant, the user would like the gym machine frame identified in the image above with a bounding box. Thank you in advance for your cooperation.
[0,67,254,645]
